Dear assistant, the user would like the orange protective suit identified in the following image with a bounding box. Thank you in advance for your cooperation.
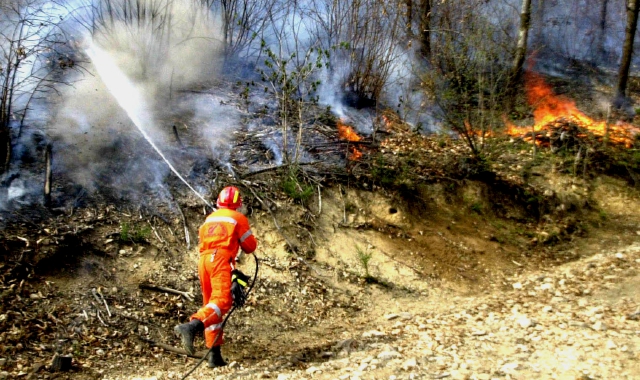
[190,208,257,348]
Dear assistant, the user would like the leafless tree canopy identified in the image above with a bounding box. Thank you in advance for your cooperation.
[1,0,639,174]
[0,0,73,173]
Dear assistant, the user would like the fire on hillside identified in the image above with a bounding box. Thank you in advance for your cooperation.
[505,71,640,147]
[337,118,364,160]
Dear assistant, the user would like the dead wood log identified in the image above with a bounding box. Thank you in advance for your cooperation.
[138,283,194,302]
[51,354,72,372]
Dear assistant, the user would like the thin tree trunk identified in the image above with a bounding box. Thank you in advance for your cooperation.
[534,0,546,46]
[511,0,533,87]
[0,123,9,174]
[597,0,609,62]
[405,0,413,39]
[616,0,640,99]
[44,144,52,207]
[419,0,431,60]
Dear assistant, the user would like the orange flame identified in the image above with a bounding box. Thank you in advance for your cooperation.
[337,118,363,160]
[506,71,640,147]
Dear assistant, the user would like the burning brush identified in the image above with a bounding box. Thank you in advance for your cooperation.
[505,71,640,148]
[337,118,364,160]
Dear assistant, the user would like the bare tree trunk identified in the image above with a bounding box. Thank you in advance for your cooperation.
[597,0,609,62]
[534,0,546,46]
[405,0,413,38]
[419,0,431,60]
[616,0,640,99]
[511,0,533,87]
[0,122,9,175]
[44,144,52,207]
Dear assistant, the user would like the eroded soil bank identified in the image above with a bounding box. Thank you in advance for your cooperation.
[1,169,640,380]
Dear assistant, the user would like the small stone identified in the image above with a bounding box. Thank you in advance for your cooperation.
[517,316,534,328]
[606,340,617,349]
[591,321,607,331]
[615,253,625,260]
[512,283,523,290]
[385,314,400,320]
[377,351,402,361]
[500,362,520,373]
[362,330,385,338]
[402,358,417,370]
[276,374,291,380]
[305,366,320,374]
[399,312,413,320]
[540,283,553,291]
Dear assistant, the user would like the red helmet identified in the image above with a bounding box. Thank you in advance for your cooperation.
[217,186,242,209]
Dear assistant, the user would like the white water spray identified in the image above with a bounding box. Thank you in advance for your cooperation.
[85,42,213,209]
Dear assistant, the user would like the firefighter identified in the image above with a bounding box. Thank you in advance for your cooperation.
[174,186,257,368]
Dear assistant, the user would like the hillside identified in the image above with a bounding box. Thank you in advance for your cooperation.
[2,149,640,379]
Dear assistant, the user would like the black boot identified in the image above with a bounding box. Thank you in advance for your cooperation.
[208,346,227,368]
[173,319,204,355]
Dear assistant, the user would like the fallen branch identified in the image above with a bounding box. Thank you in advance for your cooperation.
[137,336,208,359]
[139,283,194,302]
[96,310,107,326]
[151,225,165,244]
[241,162,318,178]
[91,288,111,317]
[174,202,190,249]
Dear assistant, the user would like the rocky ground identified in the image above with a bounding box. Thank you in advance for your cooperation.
[118,237,640,380]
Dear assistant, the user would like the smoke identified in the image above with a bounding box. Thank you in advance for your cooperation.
[41,0,234,207]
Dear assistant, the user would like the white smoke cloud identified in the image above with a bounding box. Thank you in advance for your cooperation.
[43,0,235,206]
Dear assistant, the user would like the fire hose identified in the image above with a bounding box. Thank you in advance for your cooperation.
[179,253,259,380]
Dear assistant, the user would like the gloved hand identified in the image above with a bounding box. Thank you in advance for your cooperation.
[231,269,250,307]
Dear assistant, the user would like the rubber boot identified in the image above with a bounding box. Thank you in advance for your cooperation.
[208,346,227,368]
[174,319,204,355]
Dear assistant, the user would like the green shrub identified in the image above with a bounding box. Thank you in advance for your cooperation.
[356,245,373,279]
[470,202,483,214]
[282,175,314,202]
[120,222,151,243]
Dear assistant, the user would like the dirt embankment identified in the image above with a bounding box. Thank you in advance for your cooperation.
[1,169,640,380]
